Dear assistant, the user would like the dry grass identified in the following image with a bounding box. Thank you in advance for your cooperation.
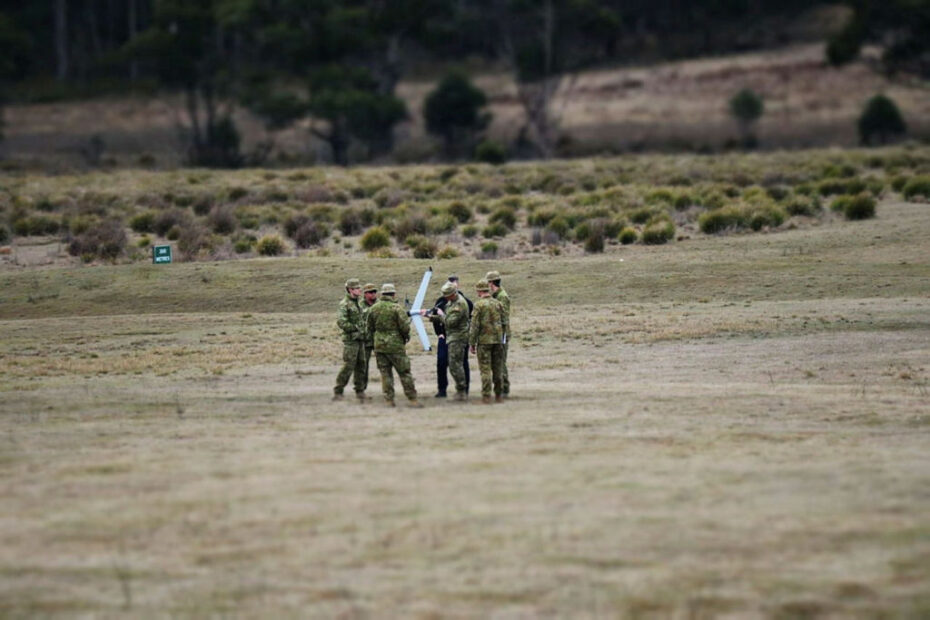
[1,199,929,616]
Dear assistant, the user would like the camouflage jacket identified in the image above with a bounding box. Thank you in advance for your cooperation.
[469,296,506,346]
[336,293,365,344]
[361,299,377,347]
[437,293,470,344]
[367,297,411,354]
[492,288,511,337]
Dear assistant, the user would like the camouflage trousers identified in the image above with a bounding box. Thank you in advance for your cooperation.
[447,339,468,395]
[375,352,417,403]
[361,344,374,391]
[334,341,366,396]
[476,343,504,398]
[501,340,510,395]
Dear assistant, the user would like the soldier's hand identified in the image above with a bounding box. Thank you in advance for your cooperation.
[436,308,445,318]
[469,345,476,355]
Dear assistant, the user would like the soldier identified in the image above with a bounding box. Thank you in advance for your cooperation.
[423,280,470,401]
[359,282,379,393]
[429,274,472,398]
[469,279,507,404]
[486,270,512,397]
[366,283,423,408]
[333,278,369,402]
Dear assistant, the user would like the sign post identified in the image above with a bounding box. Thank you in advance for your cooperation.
[152,245,172,264]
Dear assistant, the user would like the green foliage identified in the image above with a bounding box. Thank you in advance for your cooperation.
[902,176,930,200]
[784,196,821,217]
[729,89,764,123]
[483,222,509,238]
[843,193,876,220]
[859,95,907,146]
[13,215,60,236]
[461,225,479,238]
[293,221,330,248]
[583,223,605,253]
[546,216,570,240]
[256,235,286,256]
[0,224,9,244]
[618,226,638,244]
[424,71,489,156]
[360,226,391,251]
[207,206,237,235]
[129,211,157,233]
[699,206,745,234]
[480,241,498,257]
[407,235,437,259]
[437,246,459,259]
[233,236,255,254]
[641,218,675,245]
[447,201,473,223]
[426,214,457,235]
[475,140,507,165]
[489,207,517,230]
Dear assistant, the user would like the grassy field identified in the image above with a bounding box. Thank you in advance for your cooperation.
[1,172,929,617]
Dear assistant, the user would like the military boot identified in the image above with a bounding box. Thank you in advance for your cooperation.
[356,392,372,402]
[408,399,424,409]
[384,398,395,407]
[495,395,504,403]
[332,393,344,402]
[453,392,467,402]
[481,395,492,405]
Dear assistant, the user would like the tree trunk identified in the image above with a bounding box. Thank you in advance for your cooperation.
[55,0,69,81]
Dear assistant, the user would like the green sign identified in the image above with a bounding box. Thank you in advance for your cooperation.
[153,245,172,264]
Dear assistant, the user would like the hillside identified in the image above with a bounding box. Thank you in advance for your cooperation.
[2,44,929,171]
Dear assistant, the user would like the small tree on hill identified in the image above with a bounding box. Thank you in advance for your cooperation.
[858,94,907,145]
[729,88,764,149]
[424,71,490,159]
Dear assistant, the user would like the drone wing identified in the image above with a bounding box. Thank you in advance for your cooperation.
[408,267,433,351]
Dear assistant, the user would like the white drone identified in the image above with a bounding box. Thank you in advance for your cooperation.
[404,267,433,351]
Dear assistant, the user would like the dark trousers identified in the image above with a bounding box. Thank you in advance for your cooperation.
[436,336,470,395]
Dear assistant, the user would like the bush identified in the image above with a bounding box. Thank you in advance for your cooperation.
[15,215,60,236]
[699,206,745,234]
[618,226,638,244]
[256,234,286,256]
[294,221,330,248]
[234,237,255,253]
[129,211,157,233]
[447,201,473,223]
[410,236,437,259]
[489,206,517,230]
[339,208,366,236]
[583,225,605,254]
[858,94,906,146]
[830,195,853,213]
[367,247,396,258]
[483,222,509,238]
[628,206,658,224]
[784,196,820,217]
[392,214,428,241]
[747,204,787,231]
[480,241,498,257]
[68,219,127,260]
[843,193,876,220]
[426,214,457,235]
[437,245,459,259]
[461,224,478,238]
[0,225,10,244]
[475,140,507,164]
[546,216,570,239]
[137,236,151,248]
[178,223,212,260]
[207,206,237,235]
[641,218,675,245]
[154,209,190,236]
[902,176,930,200]
[890,175,910,193]
[360,226,391,251]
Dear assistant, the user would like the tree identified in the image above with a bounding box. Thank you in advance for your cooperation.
[858,94,906,145]
[827,0,930,81]
[0,11,31,146]
[124,0,242,167]
[729,88,764,149]
[424,71,490,159]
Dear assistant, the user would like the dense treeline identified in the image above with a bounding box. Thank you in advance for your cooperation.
[0,1,927,165]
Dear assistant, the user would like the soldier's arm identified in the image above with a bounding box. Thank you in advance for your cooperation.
[336,301,351,333]
[468,305,480,347]
[397,306,411,342]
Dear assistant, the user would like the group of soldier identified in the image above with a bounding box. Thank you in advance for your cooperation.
[333,271,511,407]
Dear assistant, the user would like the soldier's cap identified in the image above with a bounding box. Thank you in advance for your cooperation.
[475,279,490,292]
[447,274,459,282]
[362,282,378,293]
[485,270,501,282]
[440,281,456,296]
[345,278,361,289]
[380,283,396,295]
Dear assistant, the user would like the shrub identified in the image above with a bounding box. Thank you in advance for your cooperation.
[461,224,478,238]
[890,175,910,193]
[360,226,391,251]
[178,223,212,260]
[573,220,592,242]
[830,195,853,213]
[154,209,190,236]
[645,188,675,205]
[902,176,930,200]
[392,214,428,241]
[437,245,459,259]
[784,196,820,217]
[426,214,457,235]
[367,247,396,258]
[858,94,906,145]
[166,225,182,241]
[475,140,507,164]
[68,219,127,260]
[14,215,60,236]
[527,209,557,227]
[129,211,157,233]
[546,216,570,239]
[207,206,237,235]
[489,206,517,230]
[0,224,10,244]
[256,234,286,256]
[747,204,787,230]
[339,208,366,236]
[699,206,745,234]
[234,237,254,253]
[641,218,675,245]
[583,225,605,253]
[480,241,498,257]
[483,222,509,238]
[411,237,437,259]
[618,226,638,244]
[447,201,473,223]
[294,221,330,248]
[843,193,876,220]
[137,236,151,248]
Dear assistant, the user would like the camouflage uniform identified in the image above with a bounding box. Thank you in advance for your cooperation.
[359,283,379,392]
[469,281,507,400]
[487,271,512,396]
[435,282,470,398]
[334,279,366,397]
[366,284,418,404]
